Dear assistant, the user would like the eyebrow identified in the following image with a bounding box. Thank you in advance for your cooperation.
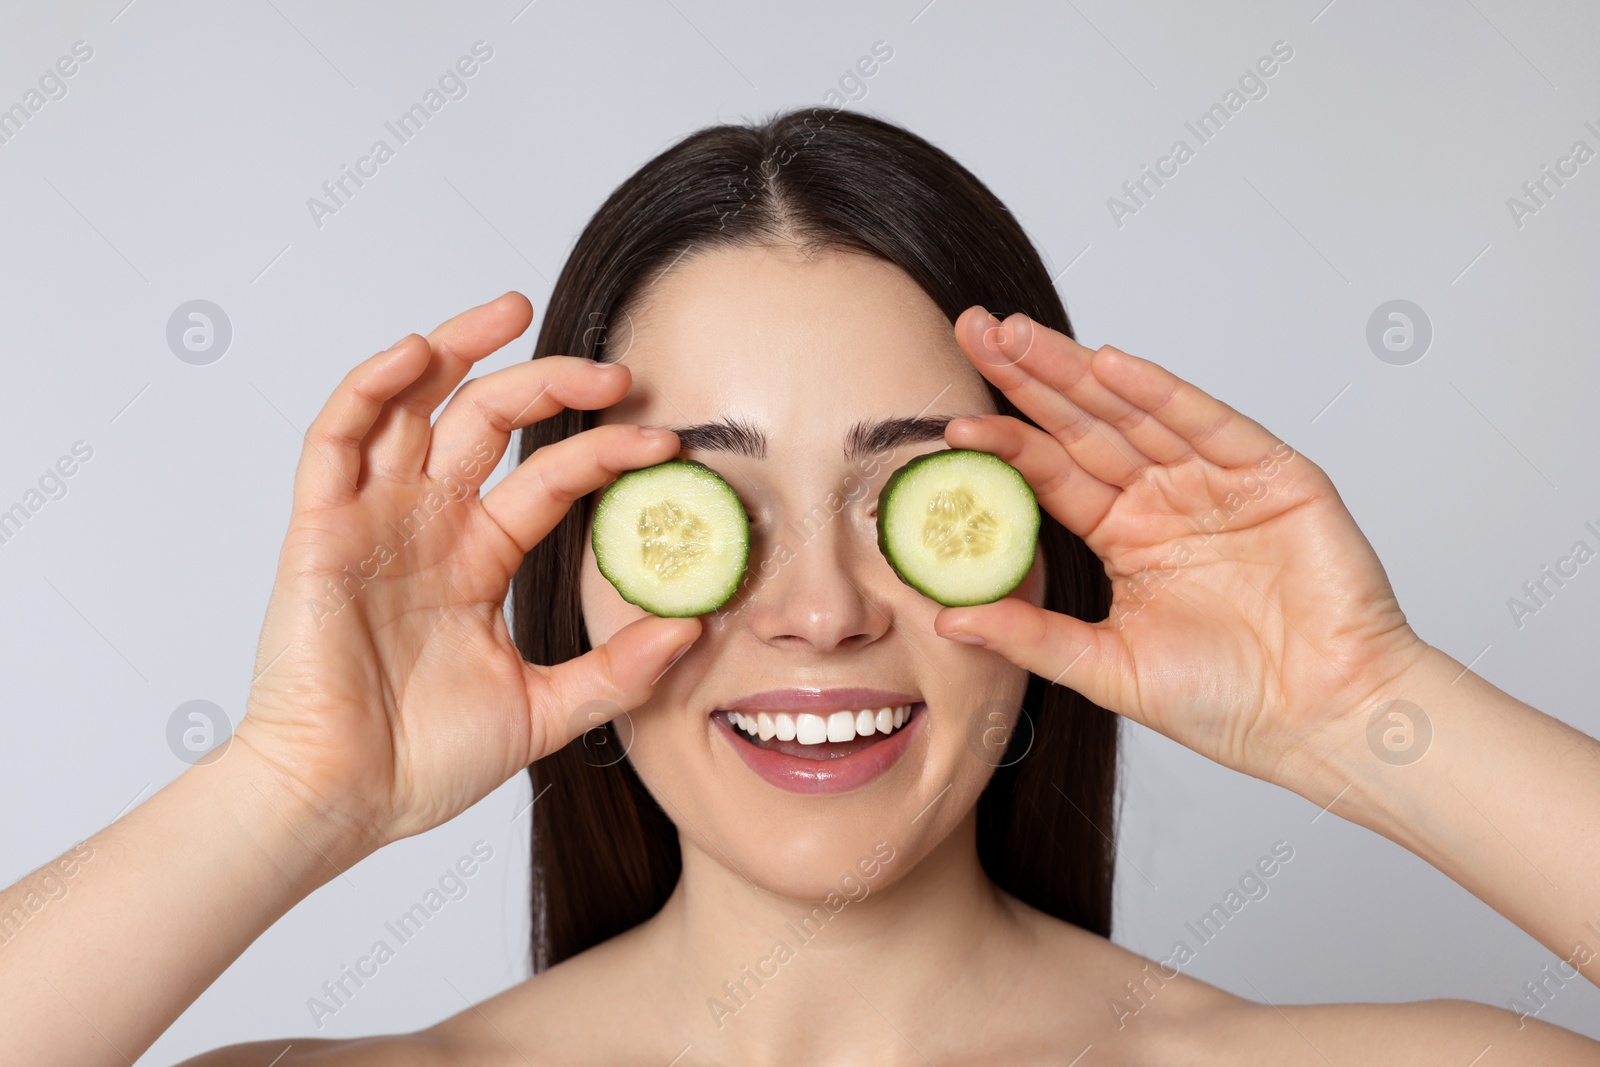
[666,414,972,463]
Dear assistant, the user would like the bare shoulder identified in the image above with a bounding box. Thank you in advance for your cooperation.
[168,946,652,1067]
[997,892,1254,1062]
[1207,997,1600,1064]
[182,924,701,1066]
[1005,897,1600,1065]
[170,1031,461,1066]
[169,957,631,1067]
[167,951,644,1067]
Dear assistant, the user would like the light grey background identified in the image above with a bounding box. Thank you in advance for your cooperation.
[3,0,1597,1059]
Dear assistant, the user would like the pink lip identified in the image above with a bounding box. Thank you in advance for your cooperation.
[717,687,920,713]
[713,701,925,795]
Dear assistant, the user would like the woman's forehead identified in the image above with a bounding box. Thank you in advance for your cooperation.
[597,244,993,438]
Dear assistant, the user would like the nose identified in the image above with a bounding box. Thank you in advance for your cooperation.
[738,506,890,652]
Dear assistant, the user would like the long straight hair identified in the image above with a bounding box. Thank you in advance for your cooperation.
[512,108,1117,974]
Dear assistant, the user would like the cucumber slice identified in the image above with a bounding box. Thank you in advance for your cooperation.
[592,459,750,617]
[876,449,1039,607]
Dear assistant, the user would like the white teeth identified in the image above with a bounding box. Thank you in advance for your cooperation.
[726,704,915,747]
[796,713,828,745]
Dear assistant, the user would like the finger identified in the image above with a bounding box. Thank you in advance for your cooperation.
[424,356,633,488]
[480,423,681,554]
[364,291,536,476]
[292,335,432,510]
[981,311,1196,465]
[1089,345,1284,469]
[953,307,1155,487]
[944,413,1119,537]
[528,613,702,760]
[933,596,1126,718]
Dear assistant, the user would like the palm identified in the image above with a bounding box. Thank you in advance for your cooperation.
[250,486,535,840]
[939,309,1425,783]
[235,293,698,849]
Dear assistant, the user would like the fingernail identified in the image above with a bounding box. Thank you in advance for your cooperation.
[939,631,987,646]
[638,425,673,438]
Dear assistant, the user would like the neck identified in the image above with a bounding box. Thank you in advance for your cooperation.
[635,807,1035,1063]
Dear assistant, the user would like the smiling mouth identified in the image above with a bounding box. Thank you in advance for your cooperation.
[715,703,921,760]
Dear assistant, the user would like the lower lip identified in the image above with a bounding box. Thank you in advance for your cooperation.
[714,704,925,795]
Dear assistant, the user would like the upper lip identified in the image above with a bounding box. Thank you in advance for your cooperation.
[716,687,921,714]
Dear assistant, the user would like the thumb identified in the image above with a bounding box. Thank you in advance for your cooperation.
[528,615,701,760]
[934,598,1123,710]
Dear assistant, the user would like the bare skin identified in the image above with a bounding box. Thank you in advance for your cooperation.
[2,245,1597,1066]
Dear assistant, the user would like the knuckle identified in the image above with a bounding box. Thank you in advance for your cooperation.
[1146,380,1183,414]
[462,384,514,436]
[1110,405,1149,433]
[530,448,586,505]
[1192,412,1232,444]
[529,457,563,503]
[1032,464,1075,500]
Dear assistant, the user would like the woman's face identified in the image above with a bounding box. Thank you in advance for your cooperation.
[580,242,1046,899]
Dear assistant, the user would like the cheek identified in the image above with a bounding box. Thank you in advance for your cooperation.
[621,713,694,791]
[1019,544,1047,608]
[579,538,629,647]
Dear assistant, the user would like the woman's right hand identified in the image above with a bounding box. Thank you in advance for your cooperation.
[234,291,700,857]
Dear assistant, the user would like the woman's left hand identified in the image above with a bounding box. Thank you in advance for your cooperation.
[934,307,1432,792]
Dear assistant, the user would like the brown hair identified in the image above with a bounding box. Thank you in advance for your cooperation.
[511,107,1117,974]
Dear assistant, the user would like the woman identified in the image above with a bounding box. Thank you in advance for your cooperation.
[4,109,1597,1064]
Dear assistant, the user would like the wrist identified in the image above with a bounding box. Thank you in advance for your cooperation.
[1272,638,1453,834]
[202,723,384,894]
